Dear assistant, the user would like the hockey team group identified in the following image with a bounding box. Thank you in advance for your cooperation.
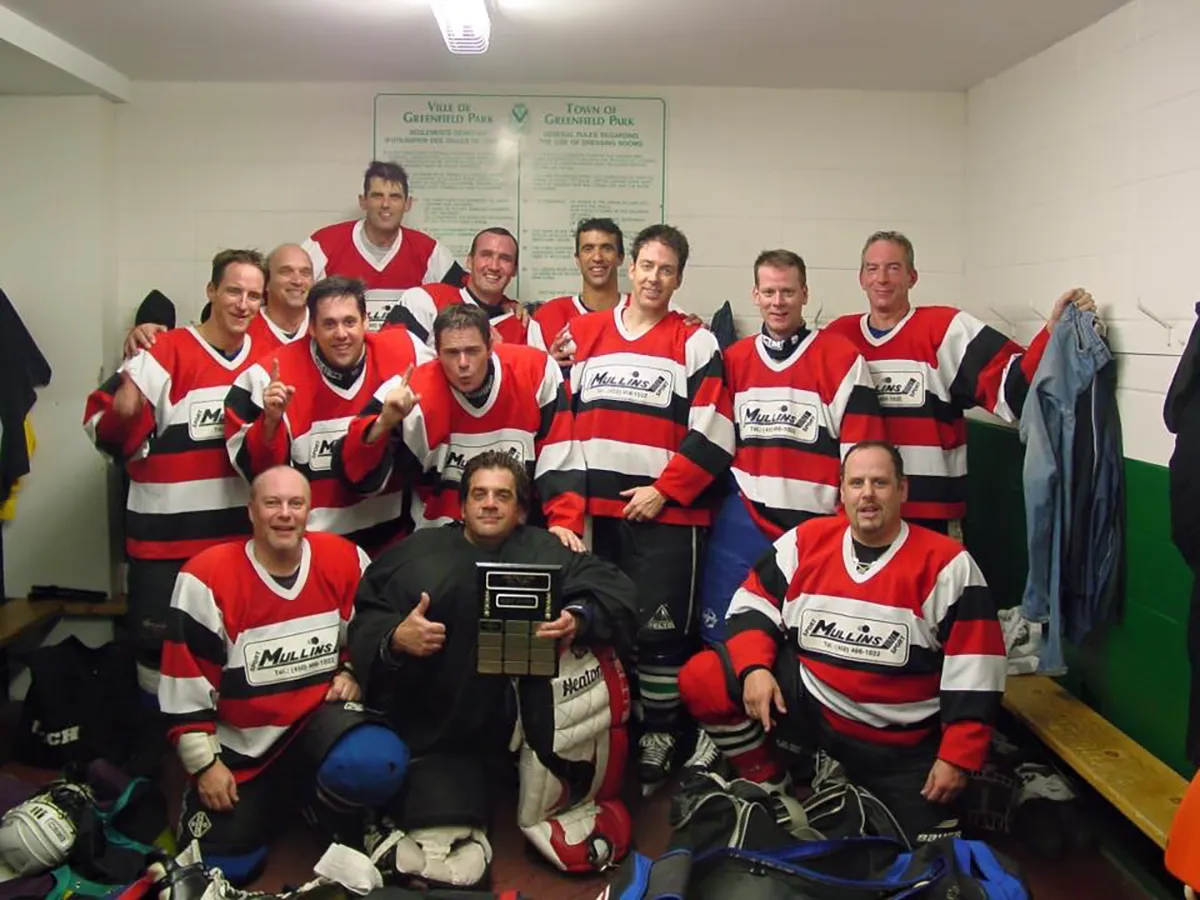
[72,158,1101,889]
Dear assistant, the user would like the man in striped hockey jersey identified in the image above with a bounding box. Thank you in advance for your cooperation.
[386,226,538,347]
[822,230,1097,533]
[159,466,408,886]
[123,244,315,359]
[679,441,1007,844]
[84,249,269,699]
[224,276,433,557]
[337,303,586,550]
[533,218,629,369]
[699,249,886,643]
[570,224,736,792]
[303,160,466,331]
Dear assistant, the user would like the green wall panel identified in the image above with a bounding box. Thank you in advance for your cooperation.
[964,420,1194,777]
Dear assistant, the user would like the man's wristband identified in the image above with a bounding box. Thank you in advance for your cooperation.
[178,732,222,776]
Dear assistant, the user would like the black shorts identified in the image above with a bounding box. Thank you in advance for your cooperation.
[125,558,185,666]
[727,650,960,845]
[591,517,704,652]
[177,701,379,855]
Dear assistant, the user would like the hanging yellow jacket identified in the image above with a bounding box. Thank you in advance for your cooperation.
[0,418,35,521]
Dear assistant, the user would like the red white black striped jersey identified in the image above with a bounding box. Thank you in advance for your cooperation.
[725,515,1005,771]
[159,532,369,782]
[385,282,536,347]
[83,327,262,561]
[569,308,735,527]
[224,328,433,554]
[530,294,632,356]
[302,220,464,331]
[338,343,586,535]
[822,307,1049,522]
[245,307,309,354]
[726,330,887,540]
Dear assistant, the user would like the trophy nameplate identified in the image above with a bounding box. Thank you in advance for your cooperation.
[476,562,562,678]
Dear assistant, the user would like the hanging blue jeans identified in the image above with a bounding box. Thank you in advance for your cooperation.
[1019,303,1112,674]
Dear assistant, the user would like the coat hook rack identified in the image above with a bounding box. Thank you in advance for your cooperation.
[1137,298,1175,346]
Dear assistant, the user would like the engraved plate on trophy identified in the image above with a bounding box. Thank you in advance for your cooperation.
[476,562,562,678]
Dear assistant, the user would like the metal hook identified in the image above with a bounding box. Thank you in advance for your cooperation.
[810,304,824,327]
[1028,299,1048,320]
[988,305,1015,332]
[1136,298,1171,332]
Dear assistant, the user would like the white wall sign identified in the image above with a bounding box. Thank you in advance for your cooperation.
[373,93,666,302]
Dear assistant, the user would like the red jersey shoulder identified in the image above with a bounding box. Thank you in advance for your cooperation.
[309,220,356,247]
[263,334,312,382]
[910,306,962,342]
[420,282,462,307]
[409,355,452,399]
[566,309,613,347]
[400,226,439,259]
[306,530,361,567]
[794,514,847,547]
[722,334,760,379]
[496,341,550,381]
[904,521,969,569]
[181,539,246,582]
[822,314,863,341]
[366,327,421,370]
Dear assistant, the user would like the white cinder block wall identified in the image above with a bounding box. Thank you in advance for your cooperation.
[965,0,1200,466]
[0,96,119,599]
[114,82,965,340]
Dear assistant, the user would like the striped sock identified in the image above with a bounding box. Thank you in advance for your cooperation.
[703,719,782,782]
[637,663,681,729]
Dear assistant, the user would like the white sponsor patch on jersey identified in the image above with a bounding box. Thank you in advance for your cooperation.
[188,399,226,441]
[443,434,529,480]
[364,290,406,332]
[737,398,820,443]
[243,625,340,686]
[304,421,351,472]
[799,609,910,667]
[873,369,926,409]
[581,363,674,409]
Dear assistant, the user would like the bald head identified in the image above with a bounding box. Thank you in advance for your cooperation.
[249,465,311,557]
[250,464,310,501]
[265,243,314,315]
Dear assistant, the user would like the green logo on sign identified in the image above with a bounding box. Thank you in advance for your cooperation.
[510,102,529,128]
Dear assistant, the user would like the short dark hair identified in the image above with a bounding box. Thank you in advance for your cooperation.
[840,440,906,482]
[469,227,519,268]
[433,303,491,350]
[754,249,807,287]
[575,218,625,257]
[362,160,410,197]
[306,276,367,320]
[210,249,267,289]
[460,449,531,512]
[631,224,690,276]
[861,231,915,271]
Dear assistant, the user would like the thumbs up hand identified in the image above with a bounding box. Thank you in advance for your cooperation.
[389,592,447,657]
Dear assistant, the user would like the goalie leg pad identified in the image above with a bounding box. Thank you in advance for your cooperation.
[515,647,632,872]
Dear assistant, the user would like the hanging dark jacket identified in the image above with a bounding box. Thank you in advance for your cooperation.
[0,288,52,507]
[1164,304,1200,765]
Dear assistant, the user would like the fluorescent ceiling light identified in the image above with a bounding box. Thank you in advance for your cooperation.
[429,0,491,55]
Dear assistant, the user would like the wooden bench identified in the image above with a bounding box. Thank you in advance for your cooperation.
[1003,673,1189,849]
[0,596,127,647]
